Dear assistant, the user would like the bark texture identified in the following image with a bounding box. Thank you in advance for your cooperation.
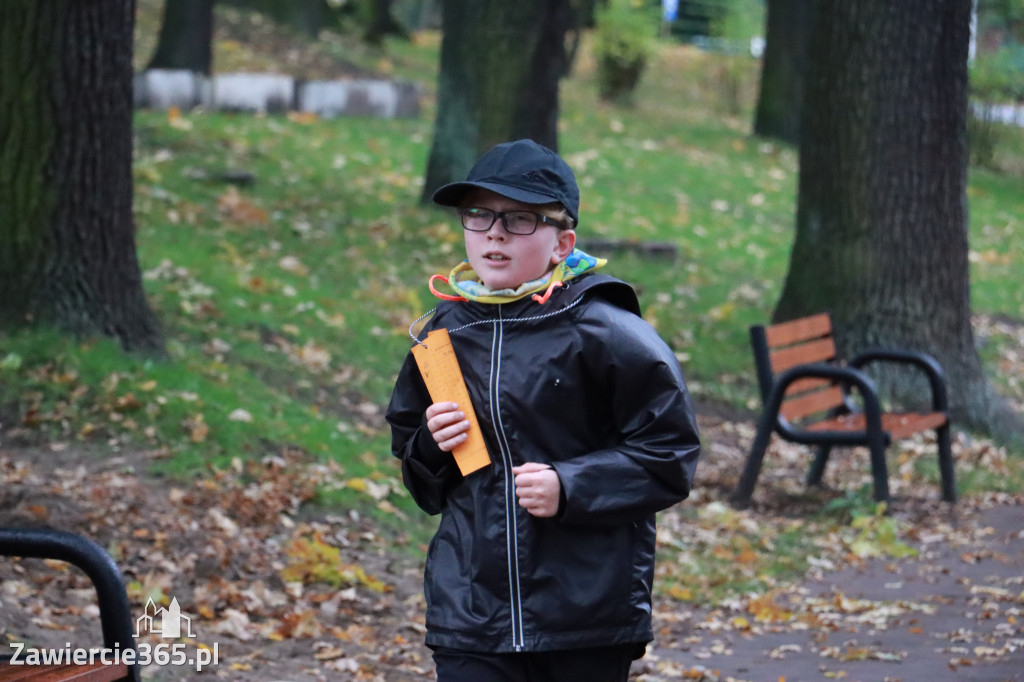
[774,0,1020,440]
[146,0,214,75]
[421,0,573,201]
[0,0,163,353]
[752,0,815,145]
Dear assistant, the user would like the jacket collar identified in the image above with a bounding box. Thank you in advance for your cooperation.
[438,248,607,305]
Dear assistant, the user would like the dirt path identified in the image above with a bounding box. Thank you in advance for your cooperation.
[643,502,1024,682]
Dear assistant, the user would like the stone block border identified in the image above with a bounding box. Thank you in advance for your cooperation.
[134,69,422,118]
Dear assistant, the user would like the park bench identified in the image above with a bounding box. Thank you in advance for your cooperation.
[730,312,957,507]
[0,528,137,681]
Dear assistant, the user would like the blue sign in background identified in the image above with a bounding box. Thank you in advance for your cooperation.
[663,0,679,22]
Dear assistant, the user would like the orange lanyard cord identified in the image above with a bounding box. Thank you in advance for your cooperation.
[429,274,468,302]
[531,279,563,305]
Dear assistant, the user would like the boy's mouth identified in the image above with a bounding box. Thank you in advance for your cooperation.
[484,253,509,262]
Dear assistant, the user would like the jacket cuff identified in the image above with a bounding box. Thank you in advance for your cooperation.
[413,424,452,473]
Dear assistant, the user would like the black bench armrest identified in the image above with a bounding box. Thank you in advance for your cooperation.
[767,362,885,442]
[0,528,139,680]
[849,347,949,412]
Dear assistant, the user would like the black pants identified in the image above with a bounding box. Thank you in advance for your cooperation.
[432,644,642,682]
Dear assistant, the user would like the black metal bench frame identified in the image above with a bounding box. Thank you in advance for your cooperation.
[0,528,138,681]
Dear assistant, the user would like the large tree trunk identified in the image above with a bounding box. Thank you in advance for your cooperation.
[0,0,163,354]
[774,0,1020,440]
[752,0,815,145]
[146,0,214,75]
[421,0,573,201]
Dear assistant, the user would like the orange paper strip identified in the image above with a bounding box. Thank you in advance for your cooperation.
[411,329,491,476]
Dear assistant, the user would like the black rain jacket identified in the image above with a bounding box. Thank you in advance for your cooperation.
[386,273,701,653]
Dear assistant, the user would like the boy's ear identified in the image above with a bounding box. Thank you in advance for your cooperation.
[551,229,576,265]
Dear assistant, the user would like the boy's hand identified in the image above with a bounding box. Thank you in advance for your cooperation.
[512,463,561,518]
[425,402,471,452]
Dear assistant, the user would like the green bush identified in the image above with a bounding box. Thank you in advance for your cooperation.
[968,47,1024,167]
[971,47,1024,102]
[594,2,657,104]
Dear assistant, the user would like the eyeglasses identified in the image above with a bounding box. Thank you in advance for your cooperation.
[458,207,564,235]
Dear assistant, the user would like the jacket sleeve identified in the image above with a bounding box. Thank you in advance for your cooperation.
[385,351,461,515]
[551,310,701,525]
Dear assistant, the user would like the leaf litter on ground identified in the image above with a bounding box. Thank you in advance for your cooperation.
[2,406,1023,680]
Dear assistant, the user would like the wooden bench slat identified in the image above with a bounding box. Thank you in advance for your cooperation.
[784,376,832,396]
[884,412,949,439]
[805,411,949,439]
[780,386,846,421]
[764,312,833,347]
[769,337,836,373]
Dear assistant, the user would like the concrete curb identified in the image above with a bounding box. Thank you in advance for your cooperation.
[134,69,422,118]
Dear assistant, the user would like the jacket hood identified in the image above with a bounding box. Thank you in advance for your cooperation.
[557,271,642,317]
[409,271,642,343]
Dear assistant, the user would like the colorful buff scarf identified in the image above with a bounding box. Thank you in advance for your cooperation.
[429,248,607,305]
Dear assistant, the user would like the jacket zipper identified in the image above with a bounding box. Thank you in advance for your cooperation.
[489,306,526,651]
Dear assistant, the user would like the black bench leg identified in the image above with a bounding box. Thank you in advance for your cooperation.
[806,445,832,487]
[936,423,956,503]
[867,437,891,504]
[731,412,775,508]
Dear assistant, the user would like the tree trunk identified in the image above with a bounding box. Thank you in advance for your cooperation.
[363,0,409,46]
[774,0,1021,440]
[146,0,214,75]
[565,0,602,75]
[276,0,328,39]
[752,0,815,145]
[0,0,163,354]
[421,0,573,201]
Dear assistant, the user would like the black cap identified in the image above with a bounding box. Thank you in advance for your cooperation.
[431,139,580,224]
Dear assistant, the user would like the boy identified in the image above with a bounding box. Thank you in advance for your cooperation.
[386,139,700,681]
